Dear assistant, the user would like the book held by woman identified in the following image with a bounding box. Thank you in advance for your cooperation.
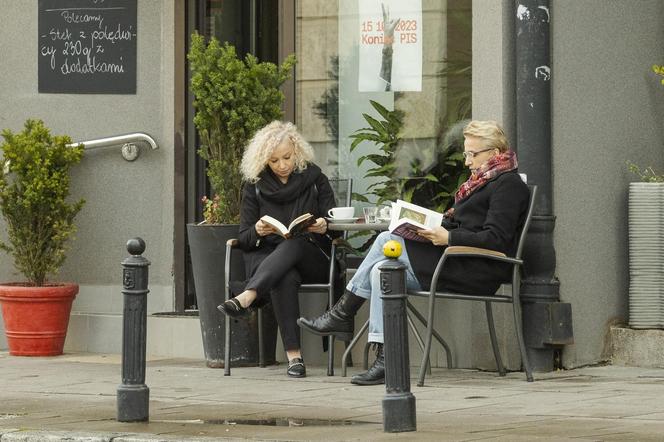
[388,200,444,243]
[261,213,315,238]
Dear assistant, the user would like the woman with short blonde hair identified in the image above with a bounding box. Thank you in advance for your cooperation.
[220,120,341,379]
[299,119,530,385]
[463,120,510,153]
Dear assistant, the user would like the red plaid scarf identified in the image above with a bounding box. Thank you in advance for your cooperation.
[454,150,518,203]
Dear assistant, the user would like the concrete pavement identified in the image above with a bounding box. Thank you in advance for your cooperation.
[1,351,664,441]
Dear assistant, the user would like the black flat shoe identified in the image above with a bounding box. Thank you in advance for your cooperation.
[287,358,306,378]
[217,298,251,318]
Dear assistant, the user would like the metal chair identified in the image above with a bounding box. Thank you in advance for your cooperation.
[223,178,353,376]
[340,185,537,383]
[408,185,537,385]
[340,302,449,377]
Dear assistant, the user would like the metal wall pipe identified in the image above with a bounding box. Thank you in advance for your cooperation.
[515,0,573,372]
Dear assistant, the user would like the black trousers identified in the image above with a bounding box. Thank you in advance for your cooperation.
[245,237,330,351]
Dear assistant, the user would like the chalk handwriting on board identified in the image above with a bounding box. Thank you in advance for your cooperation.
[38,0,137,94]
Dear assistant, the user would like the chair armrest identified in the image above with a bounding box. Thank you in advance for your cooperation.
[424,245,523,300]
[225,239,240,286]
[443,246,522,265]
[445,246,506,258]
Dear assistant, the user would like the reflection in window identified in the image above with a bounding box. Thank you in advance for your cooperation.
[296,0,471,213]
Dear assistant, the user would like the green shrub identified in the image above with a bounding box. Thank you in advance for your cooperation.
[0,119,85,286]
[627,161,664,183]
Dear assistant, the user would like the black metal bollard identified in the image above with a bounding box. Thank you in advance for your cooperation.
[117,238,150,422]
[380,258,416,433]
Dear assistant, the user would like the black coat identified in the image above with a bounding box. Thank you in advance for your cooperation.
[406,170,529,295]
[237,164,341,279]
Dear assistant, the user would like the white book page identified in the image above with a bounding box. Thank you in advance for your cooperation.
[287,213,313,231]
[260,215,288,235]
[389,200,443,231]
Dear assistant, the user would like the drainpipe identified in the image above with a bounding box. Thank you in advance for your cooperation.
[514,0,573,372]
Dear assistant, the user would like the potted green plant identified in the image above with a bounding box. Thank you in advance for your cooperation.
[0,119,85,356]
[186,32,295,367]
[653,64,664,85]
[348,100,468,251]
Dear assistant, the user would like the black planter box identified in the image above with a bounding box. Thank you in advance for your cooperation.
[187,223,277,367]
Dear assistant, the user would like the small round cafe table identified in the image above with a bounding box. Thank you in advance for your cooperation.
[327,221,389,232]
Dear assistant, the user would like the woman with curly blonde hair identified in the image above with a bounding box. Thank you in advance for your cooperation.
[240,121,315,182]
[218,121,341,378]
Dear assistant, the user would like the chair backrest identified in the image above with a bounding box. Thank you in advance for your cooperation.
[328,178,353,207]
[328,178,352,243]
[514,185,537,260]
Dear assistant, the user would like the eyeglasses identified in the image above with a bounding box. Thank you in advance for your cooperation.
[462,148,494,160]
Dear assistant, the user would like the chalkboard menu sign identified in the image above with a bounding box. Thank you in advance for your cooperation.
[38,0,137,94]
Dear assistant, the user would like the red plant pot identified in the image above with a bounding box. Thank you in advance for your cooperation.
[0,283,78,356]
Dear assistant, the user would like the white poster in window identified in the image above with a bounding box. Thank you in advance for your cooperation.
[358,0,422,92]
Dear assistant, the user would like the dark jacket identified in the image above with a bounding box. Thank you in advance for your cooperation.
[237,164,341,277]
[406,170,529,295]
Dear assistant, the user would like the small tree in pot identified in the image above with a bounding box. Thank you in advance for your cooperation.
[188,32,296,223]
[186,33,296,368]
[0,119,85,356]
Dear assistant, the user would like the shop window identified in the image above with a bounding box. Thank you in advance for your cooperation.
[295,0,471,213]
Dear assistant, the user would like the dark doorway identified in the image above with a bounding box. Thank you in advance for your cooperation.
[182,0,279,310]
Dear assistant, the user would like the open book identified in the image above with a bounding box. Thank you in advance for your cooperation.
[261,213,315,239]
[388,200,444,243]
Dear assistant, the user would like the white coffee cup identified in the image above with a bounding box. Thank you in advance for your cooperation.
[328,206,355,219]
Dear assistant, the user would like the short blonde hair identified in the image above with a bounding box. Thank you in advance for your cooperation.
[463,120,510,153]
[241,121,314,182]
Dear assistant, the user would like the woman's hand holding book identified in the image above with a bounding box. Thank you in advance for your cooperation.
[255,219,278,237]
[306,217,328,234]
[416,226,449,246]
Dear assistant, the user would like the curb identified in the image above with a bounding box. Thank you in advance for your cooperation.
[0,429,245,442]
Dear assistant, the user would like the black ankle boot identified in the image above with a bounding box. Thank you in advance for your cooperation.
[351,344,385,385]
[297,291,365,341]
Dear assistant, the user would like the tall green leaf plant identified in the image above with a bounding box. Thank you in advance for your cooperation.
[350,100,468,214]
[350,100,405,206]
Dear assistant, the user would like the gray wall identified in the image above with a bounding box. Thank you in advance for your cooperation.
[473,0,664,369]
[0,1,176,311]
[552,0,663,367]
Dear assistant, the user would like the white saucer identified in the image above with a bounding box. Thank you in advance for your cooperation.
[326,217,359,224]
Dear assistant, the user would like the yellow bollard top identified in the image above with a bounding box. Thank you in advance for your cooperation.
[383,239,402,258]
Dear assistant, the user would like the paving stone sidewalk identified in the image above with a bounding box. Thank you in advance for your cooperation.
[1,352,664,441]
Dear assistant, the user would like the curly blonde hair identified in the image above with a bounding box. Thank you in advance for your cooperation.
[463,120,510,153]
[240,121,315,182]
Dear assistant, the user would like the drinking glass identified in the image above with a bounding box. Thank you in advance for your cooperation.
[363,206,379,223]
[378,205,392,221]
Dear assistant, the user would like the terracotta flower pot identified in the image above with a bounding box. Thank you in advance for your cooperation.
[0,283,78,356]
